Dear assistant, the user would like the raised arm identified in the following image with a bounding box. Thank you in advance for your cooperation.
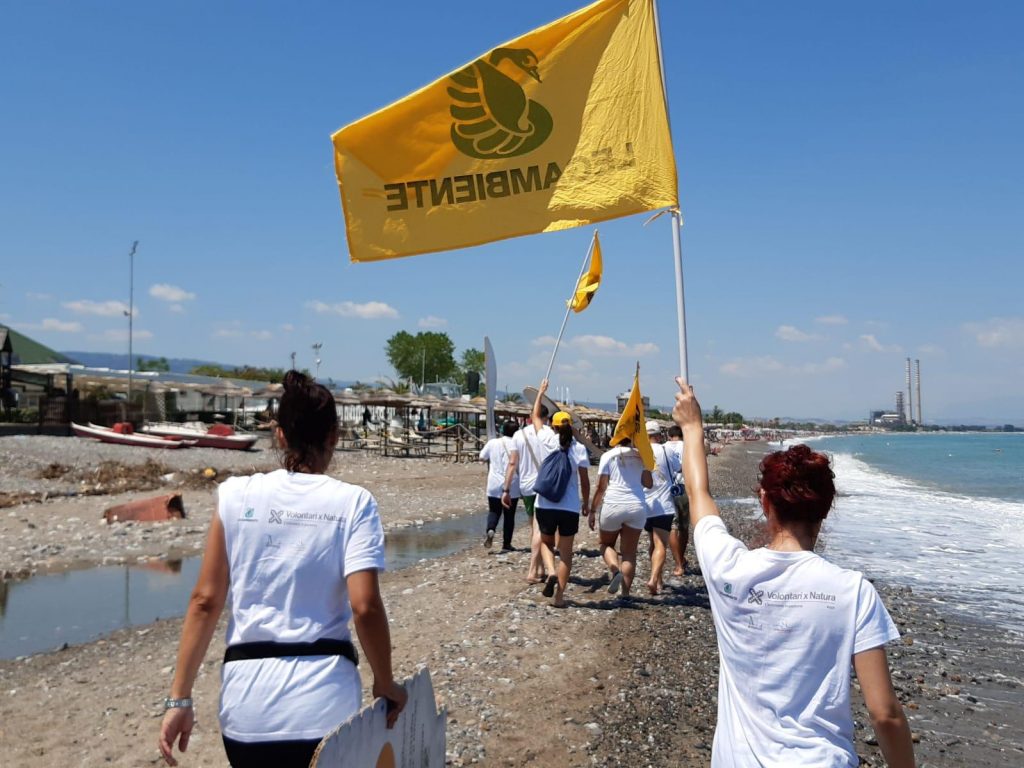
[671,377,720,527]
[531,378,549,432]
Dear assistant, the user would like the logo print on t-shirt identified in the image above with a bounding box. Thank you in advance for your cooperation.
[747,587,764,605]
[269,509,284,524]
[724,583,733,595]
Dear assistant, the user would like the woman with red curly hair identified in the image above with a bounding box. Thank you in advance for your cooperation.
[672,378,915,768]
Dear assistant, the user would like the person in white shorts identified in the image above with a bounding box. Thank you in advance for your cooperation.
[643,420,681,595]
[590,437,652,598]
[159,371,407,768]
[671,377,915,768]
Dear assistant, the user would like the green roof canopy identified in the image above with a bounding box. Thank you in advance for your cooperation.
[0,326,78,365]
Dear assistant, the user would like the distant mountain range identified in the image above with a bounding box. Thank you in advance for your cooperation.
[60,351,228,374]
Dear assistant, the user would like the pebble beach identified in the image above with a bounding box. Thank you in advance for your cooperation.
[1,436,1022,766]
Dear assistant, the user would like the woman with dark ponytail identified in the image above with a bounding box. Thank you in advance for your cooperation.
[159,371,407,768]
[530,378,591,608]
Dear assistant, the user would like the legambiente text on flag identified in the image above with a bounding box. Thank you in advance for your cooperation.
[332,0,678,263]
[609,368,655,470]
[569,232,602,313]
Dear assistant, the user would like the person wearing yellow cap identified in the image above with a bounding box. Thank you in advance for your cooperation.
[529,379,591,608]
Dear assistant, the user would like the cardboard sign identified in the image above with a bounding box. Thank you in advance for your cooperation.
[310,669,446,767]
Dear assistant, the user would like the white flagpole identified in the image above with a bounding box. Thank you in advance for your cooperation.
[652,0,689,381]
[543,231,596,382]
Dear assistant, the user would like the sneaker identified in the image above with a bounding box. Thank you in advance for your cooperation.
[484,530,495,549]
[608,571,623,595]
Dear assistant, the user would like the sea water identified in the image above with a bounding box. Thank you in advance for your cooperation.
[798,433,1024,634]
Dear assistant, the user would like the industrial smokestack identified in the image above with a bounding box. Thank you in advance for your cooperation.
[905,358,914,426]
[915,359,922,425]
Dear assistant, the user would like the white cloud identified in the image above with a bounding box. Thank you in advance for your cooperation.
[720,355,845,378]
[964,317,1024,349]
[720,356,785,378]
[308,300,399,320]
[214,328,243,339]
[418,315,447,329]
[103,328,152,341]
[250,330,273,341]
[64,299,134,317]
[149,283,196,303]
[798,357,847,375]
[26,292,52,301]
[169,304,185,314]
[775,325,821,342]
[281,323,295,333]
[859,333,899,353]
[22,318,83,333]
[42,318,82,332]
[569,334,659,357]
[815,314,848,326]
[917,343,945,356]
[531,335,558,348]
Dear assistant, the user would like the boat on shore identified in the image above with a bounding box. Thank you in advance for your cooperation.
[72,422,194,449]
[140,423,259,451]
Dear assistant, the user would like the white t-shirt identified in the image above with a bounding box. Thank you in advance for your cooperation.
[216,469,386,742]
[511,424,544,496]
[596,446,648,506]
[534,426,590,513]
[645,442,682,517]
[694,516,900,767]
[479,436,520,498]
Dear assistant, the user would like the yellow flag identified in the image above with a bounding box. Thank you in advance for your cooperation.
[569,232,602,312]
[332,0,678,263]
[610,370,654,470]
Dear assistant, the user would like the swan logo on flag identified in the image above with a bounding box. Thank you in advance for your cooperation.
[448,47,553,158]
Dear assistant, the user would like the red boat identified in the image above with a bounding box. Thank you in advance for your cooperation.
[72,422,194,449]
[140,423,259,451]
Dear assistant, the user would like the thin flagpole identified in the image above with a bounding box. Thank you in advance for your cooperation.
[543,231,596,382]
[652,0,689,381]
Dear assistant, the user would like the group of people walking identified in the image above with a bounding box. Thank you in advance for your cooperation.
[159,371,914,768]
[479,378,690,604]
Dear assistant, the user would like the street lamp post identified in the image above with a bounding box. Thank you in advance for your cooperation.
[125,241,138,406]
[312,342,323,381]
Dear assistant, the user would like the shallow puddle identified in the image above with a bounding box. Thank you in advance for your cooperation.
[0,514,484,659]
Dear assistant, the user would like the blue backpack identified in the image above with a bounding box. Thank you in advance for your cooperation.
[533,447,574,501]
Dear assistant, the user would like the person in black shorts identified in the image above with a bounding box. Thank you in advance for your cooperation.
[529,379,591,608]
[666,424,690,576]
[643,420,680,594]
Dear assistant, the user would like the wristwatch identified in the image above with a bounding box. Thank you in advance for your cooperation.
[502,487,510,493]
[164,697,194,710]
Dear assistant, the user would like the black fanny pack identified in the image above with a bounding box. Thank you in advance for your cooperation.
[223,638,358,667]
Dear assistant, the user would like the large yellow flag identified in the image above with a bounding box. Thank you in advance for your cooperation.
[332,0,678,263]
[569,232,602,312]
[610,369,655,470]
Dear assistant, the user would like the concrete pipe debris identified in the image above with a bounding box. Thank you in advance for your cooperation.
[104,493,186,524]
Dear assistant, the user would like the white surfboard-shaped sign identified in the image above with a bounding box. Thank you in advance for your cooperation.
[484,336,496,440]
[310,668,446,768]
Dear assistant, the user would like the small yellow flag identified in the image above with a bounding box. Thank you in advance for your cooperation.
[569,232,602,313]
[610,369,654,470]
[332,0,678,263]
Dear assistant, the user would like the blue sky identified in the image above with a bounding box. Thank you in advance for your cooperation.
[2,1,1022,422]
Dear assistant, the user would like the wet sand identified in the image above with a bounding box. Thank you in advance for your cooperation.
[0,438,1021,766]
